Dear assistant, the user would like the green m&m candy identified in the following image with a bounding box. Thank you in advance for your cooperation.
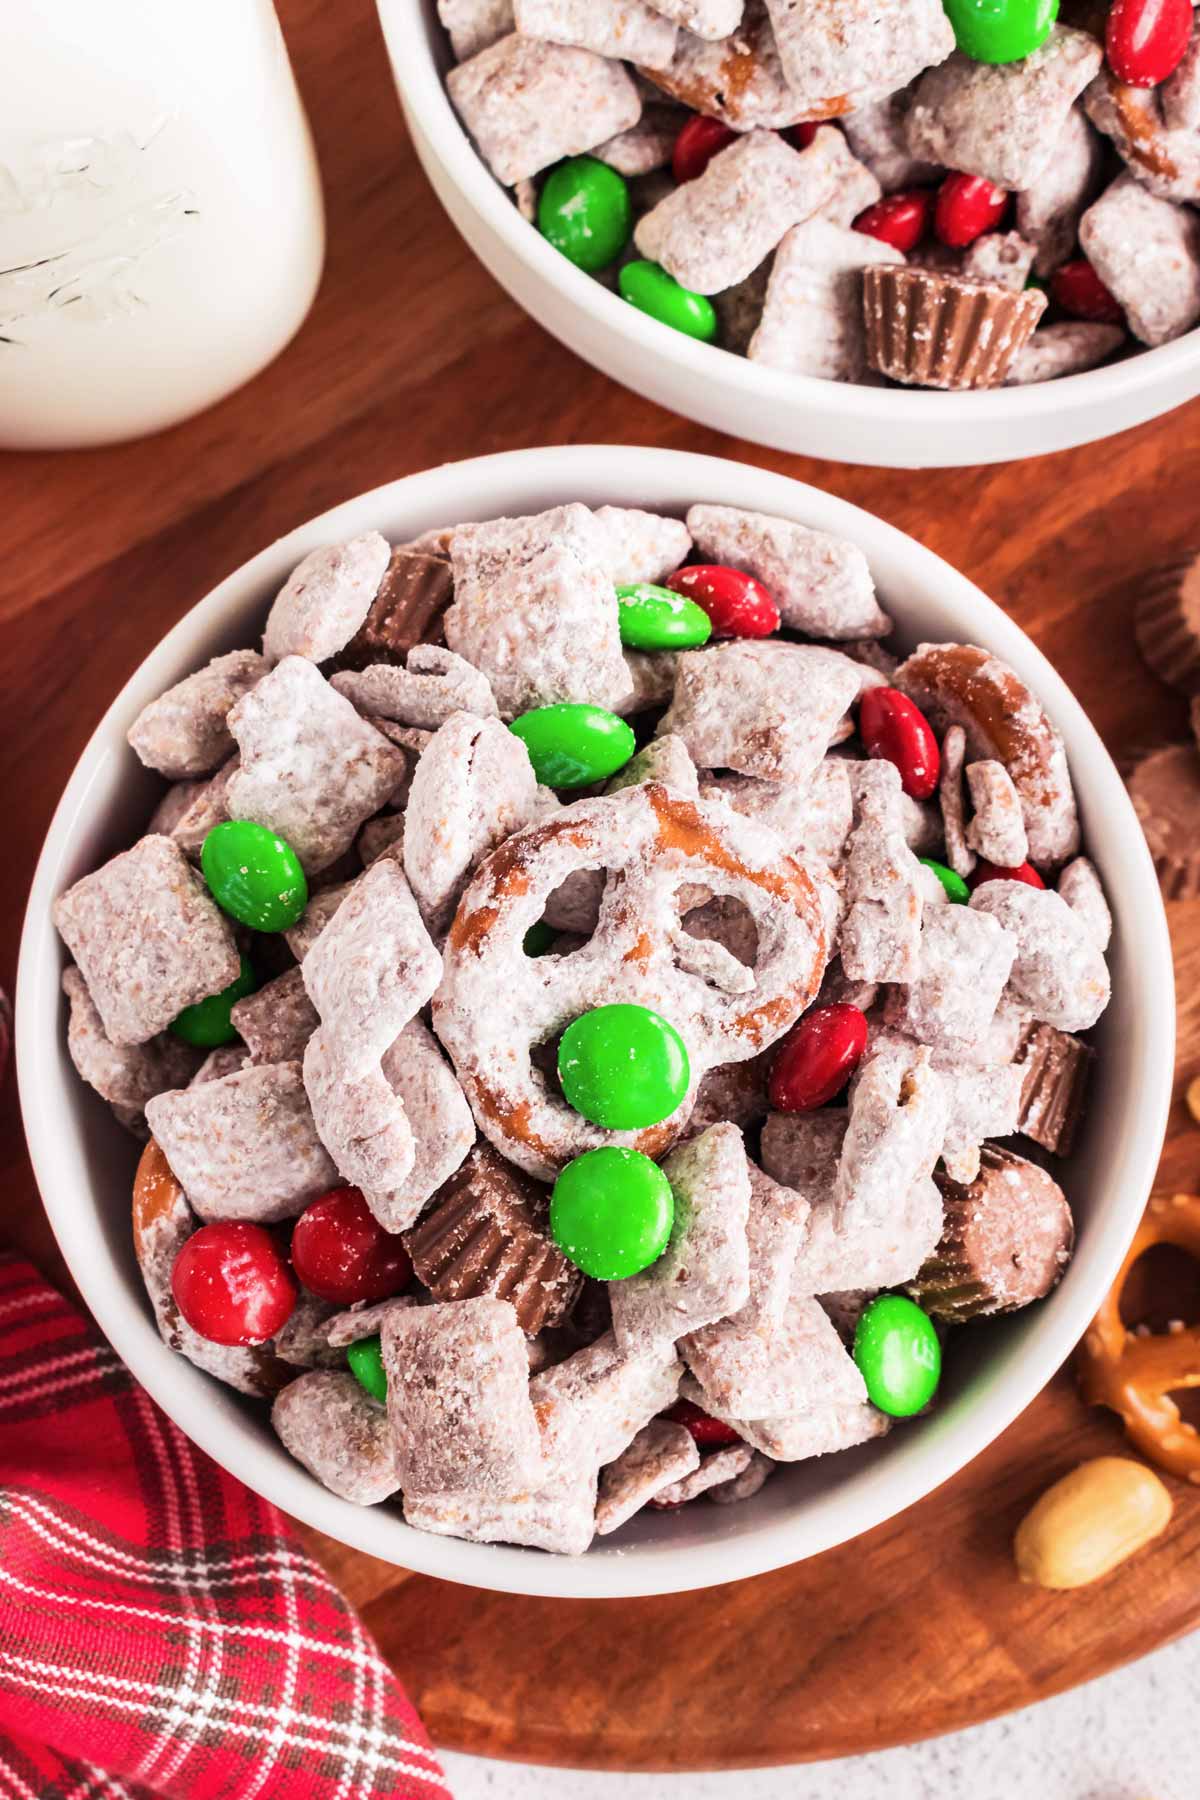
[538,156,631,272]
[942,0,1057,64]
[347,1334,387,1403]
[550,1146,674,1280]
[170,954,258,1048]
[619,260,718,343]
[523,919,557,958]
[201,819,308,932]
[616,583,713,652]
[919,857,970,904]
[853,1294,941,1418]
[509,703,636,789]
[558,1004,690,1130]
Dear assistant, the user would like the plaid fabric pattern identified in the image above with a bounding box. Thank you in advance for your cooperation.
[0,1253,452,1800]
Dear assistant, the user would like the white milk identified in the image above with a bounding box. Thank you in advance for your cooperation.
[0,0,325,448]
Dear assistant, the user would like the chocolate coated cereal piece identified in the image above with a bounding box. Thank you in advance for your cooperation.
[169,757,239,858]
[610,1123,752,1352]
[841,94,942,192]
[190,1044,249,1085]
[836,1040,950,1229]
[438,0,515,60]
[748,217,904,383]
[906,28,1103,191]
[1014,1020,1093,1155]
[607,734,699,799]
[371,1019,476,1229]
[272,1372,400,1504]
[404,1466,599,1555]
[623,650,680,714]
[595,1419,700,1533]
[272,1292,343,1369]
[1056,854,1112,951]
[230,967,319,1065]
[146,1061,338,1223]
[808,127,884,228]
[1164,25,1200,132]
[383,1296,544,1495]
[54,835,241,1047]
[640,4,805,130]
[707,1449,775,1503]
[655,1442,755,1505]
[593,505,692,586]
[285,881,355,962]
[335,549,455,671]
[132,1138,290,1397]
[357,812,407,868]
[970,881,1110,1031]
[127,651,267,780]
[644,0,744,37]
[1007,321,1126,384]
[530,1329,683,1470]
[686,503,889,640]
[447,35,641,186]
[634,130,841,296]
[403,711,539,933]
[911,1145,1074,1320]
[720,1395,890,1461]
[332,646,497,728]
[227,657,407,874]
[1083,76,1200,207]
[303,859,442,1073]
[965,759,1029,869]
[1079,174,1200,348]
[405,1143,581,1336]
[661,641,861,784]
[937,1055,1024,1185]
[62,966,200,1114]
[893,906,1016,1053]
[764,0,954,116]
[263,534,390,667]
[685,1048,773,1136]
[147,779,206,837]
[1015,105,1106,277]
[324,1295,419,1349]
[702,760,854,868]
[839,762,924,983]
[592,105,681,177]
[714,256,775,355]
[960,231,1037,295]
[513,0,677,66]
[446,506,631,718]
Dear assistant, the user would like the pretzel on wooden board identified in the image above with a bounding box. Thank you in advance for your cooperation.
[432,781,828,1180]
[1078,1193,1200,1484]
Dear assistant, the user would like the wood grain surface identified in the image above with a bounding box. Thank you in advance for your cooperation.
[4,0,1200,1772]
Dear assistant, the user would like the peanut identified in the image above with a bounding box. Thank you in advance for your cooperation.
[1014,1456,1172,1590]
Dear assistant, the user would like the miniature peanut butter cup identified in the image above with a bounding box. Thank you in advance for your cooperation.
[1127,742,1200,900]
[404,1142,581,1334]
[1134,556,1200,697]
[1014,1022,1093,1157]
[333,548,453,670]
[909,1145,1074,1322]
[862,265,1047,391]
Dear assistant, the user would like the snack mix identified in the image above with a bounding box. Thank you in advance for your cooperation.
[57,499,1111,1553]
[439,0,1200,389]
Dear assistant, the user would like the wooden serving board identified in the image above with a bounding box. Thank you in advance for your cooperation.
[4,0,1200,1770]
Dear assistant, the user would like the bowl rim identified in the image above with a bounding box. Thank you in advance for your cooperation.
[17,444,1175,1600]
[382,0,1200,428]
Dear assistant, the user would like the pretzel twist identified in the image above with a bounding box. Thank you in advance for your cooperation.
[1078,1193,1200,1484]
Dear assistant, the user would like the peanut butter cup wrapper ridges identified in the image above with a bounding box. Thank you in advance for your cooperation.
[863,265,1047,391]
[1127,742,1200,900]
[1134,557,1200,697]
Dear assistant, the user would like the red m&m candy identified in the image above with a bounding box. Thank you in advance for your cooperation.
[968,858,1046,892]
[290,1186,413,1306]
[171,1222,296,1346]
[853,189,934,254]
[785,122,820,150]
[859,687,941,800]
[664,1397,742,1449]
[934,172,1009,248]
[1050,259,1125,325]
[1106,0,1191,87]
[672,115,736,183]
[768,1003,869,1114]
[665,564,780,638]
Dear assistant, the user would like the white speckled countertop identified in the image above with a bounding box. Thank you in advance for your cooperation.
[440,1630,1197,1799]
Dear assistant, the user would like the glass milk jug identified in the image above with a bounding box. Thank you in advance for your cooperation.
[0,0,325,448]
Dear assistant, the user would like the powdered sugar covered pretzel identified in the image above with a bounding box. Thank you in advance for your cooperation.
[227,657,407,873]
[128,651,267,779]
[331,646,497,728]
[433,781,827,1178]
[263,533,390,666]
[1084,75,1200,208]
[403,711,539,933]
[895,642,1080,868]
[969,881,1110,1032]
[686,503,889,640]
[447,34,641,186]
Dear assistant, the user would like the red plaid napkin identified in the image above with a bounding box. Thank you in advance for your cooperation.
[0,1251,453,1800]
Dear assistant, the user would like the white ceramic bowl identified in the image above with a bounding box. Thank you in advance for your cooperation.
[379,0,1200,469]
[18,445,1173,1600]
